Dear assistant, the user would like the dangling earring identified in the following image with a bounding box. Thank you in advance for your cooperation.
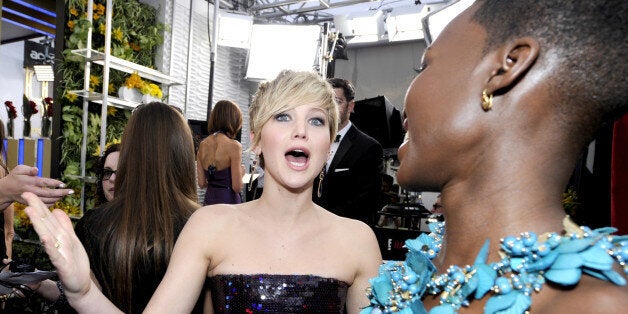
[248,156,258,192]
[317,167,325,198]
[481,89,493,111]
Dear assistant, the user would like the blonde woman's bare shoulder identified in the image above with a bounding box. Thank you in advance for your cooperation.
[191,203,241,226]
[323,212,377,242]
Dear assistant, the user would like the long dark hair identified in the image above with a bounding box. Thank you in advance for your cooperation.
[94,103,198,312]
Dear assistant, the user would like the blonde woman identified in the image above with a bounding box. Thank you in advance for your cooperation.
[22,71,382,313]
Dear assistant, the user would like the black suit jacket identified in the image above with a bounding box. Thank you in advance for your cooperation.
[313,124,383,225]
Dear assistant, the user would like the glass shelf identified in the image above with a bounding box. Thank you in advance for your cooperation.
[71,48,183,85]
[69,90,141,110]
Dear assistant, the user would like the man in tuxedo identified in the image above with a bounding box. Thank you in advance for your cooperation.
[313,78,383,225]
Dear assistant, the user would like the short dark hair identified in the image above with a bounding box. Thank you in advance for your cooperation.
[208,100,242,138]
[328,78,355,101]
[472,0,627,142]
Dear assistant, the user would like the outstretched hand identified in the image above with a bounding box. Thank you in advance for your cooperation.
[21,192,91,305]
[1,165,73,208]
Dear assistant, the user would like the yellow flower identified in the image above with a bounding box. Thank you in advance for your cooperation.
[65,92,78,102]
[67,20,75,31]
[95,4,105,15]
[108,83,115,93]
[113,27,124,42]
[90,75,101,88]
[124,72,144,89]
[94,13,100,20]
[93,138,121,156]
[70,8,78,16]
[107,106,117,116]
[99,23,106,35]
[148,83,163,98]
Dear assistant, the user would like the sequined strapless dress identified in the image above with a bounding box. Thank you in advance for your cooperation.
[208,274,349,313]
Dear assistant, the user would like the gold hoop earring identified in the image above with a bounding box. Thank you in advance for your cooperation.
[481,89,493,111]
[317,168,325,198]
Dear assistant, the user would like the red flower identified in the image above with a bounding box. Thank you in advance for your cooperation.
[43,97,54,117]
[22,96,39,118]
[4,101,17,119]
[29,100,39,114]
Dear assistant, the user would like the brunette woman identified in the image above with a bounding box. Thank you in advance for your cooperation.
[196,100,243,205]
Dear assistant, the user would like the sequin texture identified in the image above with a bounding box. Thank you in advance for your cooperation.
[209,274,349,313]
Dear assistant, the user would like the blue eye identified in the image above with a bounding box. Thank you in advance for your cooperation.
[309,117,325,126]
[274,113,290,122]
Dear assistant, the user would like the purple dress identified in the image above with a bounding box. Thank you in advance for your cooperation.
[208,274,348,313]
[203,166,242,205]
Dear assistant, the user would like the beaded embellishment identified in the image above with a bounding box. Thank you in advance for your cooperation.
[362,217,628,314]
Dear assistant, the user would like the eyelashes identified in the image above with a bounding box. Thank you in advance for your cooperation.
[273,113,326,126]
[274,113,290,122]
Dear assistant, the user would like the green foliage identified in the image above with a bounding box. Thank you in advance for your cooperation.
[59,0,166,213]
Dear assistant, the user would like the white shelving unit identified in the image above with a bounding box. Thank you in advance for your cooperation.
[69,0,181,213]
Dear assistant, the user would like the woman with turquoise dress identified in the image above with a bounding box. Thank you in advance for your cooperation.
[361,0,628,313]
[196,99,243,205]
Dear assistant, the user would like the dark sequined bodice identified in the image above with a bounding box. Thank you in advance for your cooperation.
[208,274,349,313]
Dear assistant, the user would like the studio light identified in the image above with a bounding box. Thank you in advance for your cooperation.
[217,12,253,49]
[346,10,385,44]
[33,65,54,82]
[422,0,475,45]
[245,24,321,81]
[386,5,426,42]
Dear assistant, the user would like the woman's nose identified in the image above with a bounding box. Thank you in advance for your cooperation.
[292,120,307,139]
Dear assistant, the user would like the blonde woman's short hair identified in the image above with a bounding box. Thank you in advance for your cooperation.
[249,70,339,149]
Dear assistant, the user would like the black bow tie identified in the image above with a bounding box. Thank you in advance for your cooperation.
[334,135,341,143]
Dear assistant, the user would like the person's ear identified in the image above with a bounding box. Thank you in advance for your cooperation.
[348,99,355,113]
[486,37,539,93]
[249,132,261,155]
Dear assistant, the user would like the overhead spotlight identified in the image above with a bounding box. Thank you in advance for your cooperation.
[245,24,321,81]
[422,0,475,45]
[217,12,253,48]
[386,5,426,42]
[347,10,386,44]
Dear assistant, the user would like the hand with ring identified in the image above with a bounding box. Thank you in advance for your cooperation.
[21,192,100,310]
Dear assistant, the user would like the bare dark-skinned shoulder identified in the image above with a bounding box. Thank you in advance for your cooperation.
[531,275,628,314]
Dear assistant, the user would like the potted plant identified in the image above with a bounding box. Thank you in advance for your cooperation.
[41,97,54,137]
[22,95,38,138]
